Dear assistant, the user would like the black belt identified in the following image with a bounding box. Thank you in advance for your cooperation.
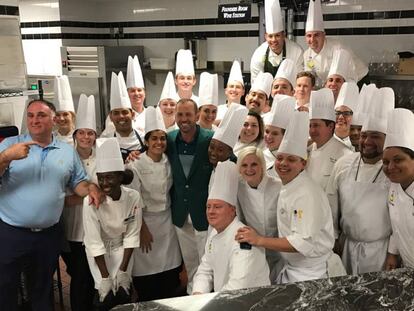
[0,218,59,233]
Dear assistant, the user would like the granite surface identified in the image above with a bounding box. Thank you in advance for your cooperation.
[112,268,414,311]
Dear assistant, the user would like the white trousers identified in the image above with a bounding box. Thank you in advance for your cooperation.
[175,217,207,294]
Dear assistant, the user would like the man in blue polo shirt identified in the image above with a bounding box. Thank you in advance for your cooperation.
[166,98,213,294]
[0,99,101,311]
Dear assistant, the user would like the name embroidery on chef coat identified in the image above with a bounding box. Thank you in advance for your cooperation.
[294,209,303,220]
[123,205,138,224]
[208,238,213,253]
[388,190,395,207]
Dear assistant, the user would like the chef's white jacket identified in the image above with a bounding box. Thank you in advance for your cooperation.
[303,38,368,84]
[127,153,173,213]
[192,217,270,293]
[250,40,304,82]
[237,175,283,281]
[333,134,354,151]
[102,110,146,138]
[100,129,143,151]
[307,137,353,191]
[174,92,199,106]
[387,181,414,268]
[277,171,335,267]
[83,186,142,258]
[54,129,75,146]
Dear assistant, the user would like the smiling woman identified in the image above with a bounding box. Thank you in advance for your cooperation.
[126,106,182,301]
[233,111,264,157]
[382,108,414,270]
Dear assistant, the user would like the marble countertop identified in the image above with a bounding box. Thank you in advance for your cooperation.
[112,268,414,311]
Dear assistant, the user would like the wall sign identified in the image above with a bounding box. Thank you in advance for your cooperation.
[218,4,251,22]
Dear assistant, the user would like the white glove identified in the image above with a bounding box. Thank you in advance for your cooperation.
[98,277,114,302]
[115,270,132,295]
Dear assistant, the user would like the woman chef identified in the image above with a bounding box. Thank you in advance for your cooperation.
[61,94,97,310]
[127,106,182,301]
[83,137,142,310]
[236,111,345,283]
[236,146,283,282]
[382,109,414,270]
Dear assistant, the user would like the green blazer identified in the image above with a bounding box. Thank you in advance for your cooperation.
[167,126,213,231]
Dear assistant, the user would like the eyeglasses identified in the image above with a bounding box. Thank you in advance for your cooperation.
[335,111,353,117]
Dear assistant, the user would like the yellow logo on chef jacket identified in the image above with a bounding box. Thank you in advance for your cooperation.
[306,59,315,70]
[388,190,395,206]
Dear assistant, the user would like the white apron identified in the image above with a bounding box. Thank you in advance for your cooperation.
[132,209,181,276]
[276,253,329,284]
[87,238,134,289]
[339,155,391,274]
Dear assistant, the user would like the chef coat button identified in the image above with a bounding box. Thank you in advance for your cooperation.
[185,185,189,189]
[184,198,188,202]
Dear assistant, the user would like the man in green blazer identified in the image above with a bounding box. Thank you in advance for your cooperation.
[167,98,213,294]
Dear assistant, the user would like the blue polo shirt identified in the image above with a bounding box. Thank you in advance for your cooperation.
[0,134,87,228]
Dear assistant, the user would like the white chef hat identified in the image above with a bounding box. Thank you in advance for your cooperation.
[227,60,244,86]
[306,0,325,33]
[335,81,359,112]
[362,87,395,134]
[175,49,195,76]
[54,75,74,113]
[273,58,297,88]
[126,55,145,89]
[208,160,239,207]
[265,0,284,34]
[110,72,131,111]
[145,106,166,134]
[309,88,335,121]
[75,94,96,132]
[278,110,309,160]
[198,72,219,108]
[352,83,377,126]
[159,72,177,102]
[327,49,357,82]
[213,103,249,149]
[264,94,295,129]
[96,137,124,173]
[251,72,273,98]
[384,108,414,152]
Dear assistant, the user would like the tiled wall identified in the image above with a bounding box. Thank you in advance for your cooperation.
[15,0,414,106]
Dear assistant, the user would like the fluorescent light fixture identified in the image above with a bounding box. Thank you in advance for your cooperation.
[32,2,59,9]
[133,8,167,14]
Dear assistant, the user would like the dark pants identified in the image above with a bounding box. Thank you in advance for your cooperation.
[0,219,62,311]
[133,266,181,302]
[61,241,95,311]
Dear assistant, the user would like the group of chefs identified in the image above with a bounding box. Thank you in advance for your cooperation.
[0,0,413,310]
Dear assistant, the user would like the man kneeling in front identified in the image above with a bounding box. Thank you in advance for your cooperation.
[192,160,270,294]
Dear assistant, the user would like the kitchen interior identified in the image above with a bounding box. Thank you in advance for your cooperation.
[0,0,413,136]
[0,0,413,309]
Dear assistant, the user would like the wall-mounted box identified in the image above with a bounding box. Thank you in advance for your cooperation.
[399,58,414,75]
